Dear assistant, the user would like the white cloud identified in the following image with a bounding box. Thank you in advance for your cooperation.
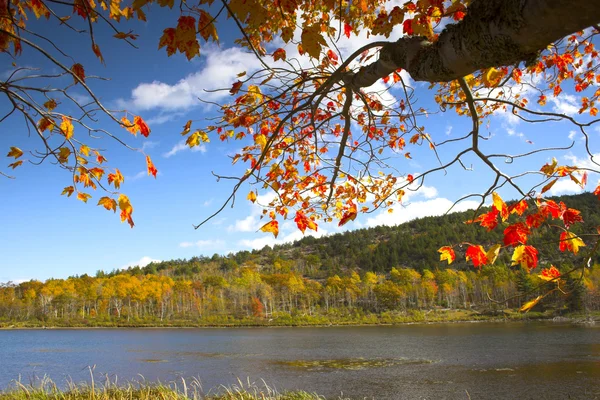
[163,140,206,158]
[548,93,579,116]
[366,197,479,227]
[179,239,225,249]
[119,46,264,112]
[121,256,161,269]
[228,215,258,233]
[564,152,600,171]
[547,179,584,196]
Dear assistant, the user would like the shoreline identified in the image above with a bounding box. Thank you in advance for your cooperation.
[1,312,597,330]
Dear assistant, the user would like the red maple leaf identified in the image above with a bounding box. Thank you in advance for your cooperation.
[503,222,530,247]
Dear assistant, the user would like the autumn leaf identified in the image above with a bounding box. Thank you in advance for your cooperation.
[181,120,192,136]
[503,223,530,247]
[273,48,286,62]
[541,178,558,194]
[485,244,502,265]
[492,192,508,221]
[43,99,57,111]
[118,194,134,228]
[57,147,71,164]
[198,10,218,42]
[8,161,23,169]
[146,155,157,178]
[559,231,585,254]
[538,266,561,281]
[561,207,583,229]
[343,23,352,38]
[247,191,257,203]
[60,117,74,140]
[339,208,357,227]
[7,147,23,159]
[438,246,455,264]
[79,145,91,157]
[294,211,318,234]
[92,44,105,64]
[466,208,498,231]
[482,67,503,87]
[38,117,55,132]
[465,245,487,268]
[71,63,85,84]
[301,24,327,59]
[511,245,538,271]
[61,186,75,197]
[97,196,117,212]
[114,31,139,40]
[134,116,150,137]
[107,169,124,189]
[259,220,279,238]
[508,200,528,216]
[519,295,542,312]
[230,81,243,95]
[77,192,92,203]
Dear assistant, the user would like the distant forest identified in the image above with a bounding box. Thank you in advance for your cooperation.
[1,193,599,326]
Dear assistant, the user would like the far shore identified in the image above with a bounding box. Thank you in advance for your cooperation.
[1,310,597,330]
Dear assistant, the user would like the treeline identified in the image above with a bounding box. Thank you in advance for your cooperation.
[1,262,599,325]
[1,192,599,325]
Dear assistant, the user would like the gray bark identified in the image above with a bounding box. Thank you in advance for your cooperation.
[346,0,600,87]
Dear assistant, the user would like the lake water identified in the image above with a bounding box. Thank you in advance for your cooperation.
[0,322,598,399]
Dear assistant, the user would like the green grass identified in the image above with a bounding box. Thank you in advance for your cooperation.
[0,377,340,400]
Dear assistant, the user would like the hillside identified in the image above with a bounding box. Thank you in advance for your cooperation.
[129,192,600,278]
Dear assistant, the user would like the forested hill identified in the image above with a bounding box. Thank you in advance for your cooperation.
[115,192,600,278]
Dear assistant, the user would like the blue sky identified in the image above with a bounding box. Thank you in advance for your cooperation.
[1,5,599,282]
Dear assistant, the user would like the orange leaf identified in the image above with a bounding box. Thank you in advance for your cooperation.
[504,223,530,247]
[247,191,257,203]
[7,146,23,159]
[8,160,23,169]
[97,196,117,212]
[181,120,192,136]
[538,266,561,281]
[146,155,157,178]
[294,211,318,234]
[259,220,279,238]
[61,186,75,197]
[511,245,538,271]
[92,44,105,64]
[107,168,124,189]
[273,48,286,62]
[559,231,585,254]
[77,192,91,203]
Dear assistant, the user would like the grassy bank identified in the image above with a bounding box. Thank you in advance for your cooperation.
[0,379,334,400]
[1,309,597,329]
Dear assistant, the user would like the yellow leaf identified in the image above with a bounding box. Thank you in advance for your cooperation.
[482,67,503,87]
[519,295,542,312]
[7,146,23,159]
[43,99,57,111]
[57,147,71,164]
[118,194,134,228]
[79,145,91,157]
[486,244,502,265]
[255,134,267,150]
[247,191,257,203]
[492,192,508,221]
[60,117,74,140]
[301,24,327,59]
[259,220,279,238]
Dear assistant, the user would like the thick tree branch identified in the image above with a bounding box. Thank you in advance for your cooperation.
[347,0,600,87]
